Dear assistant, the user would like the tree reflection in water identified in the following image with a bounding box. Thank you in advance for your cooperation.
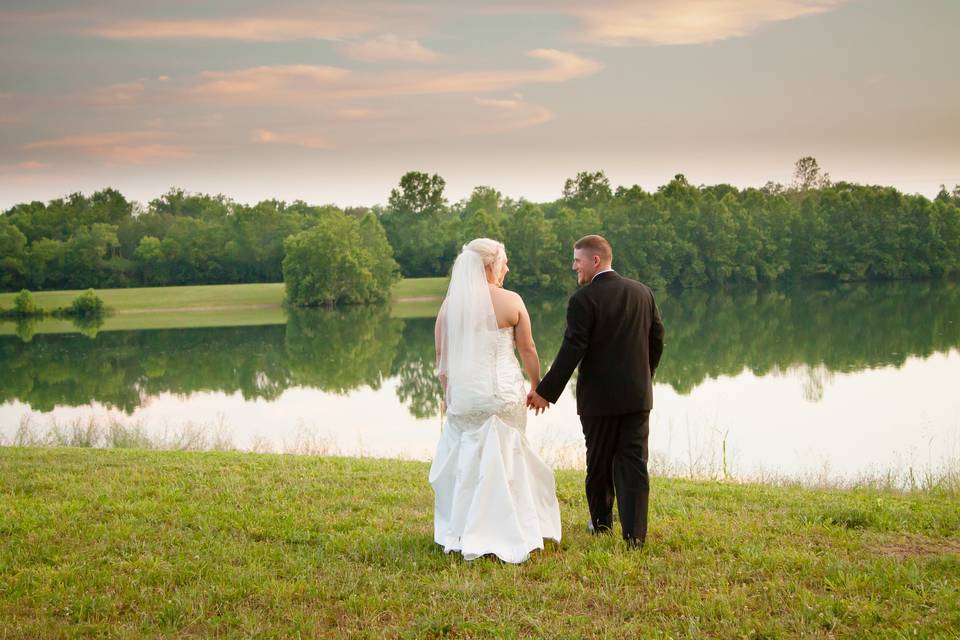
[1,280,958,417]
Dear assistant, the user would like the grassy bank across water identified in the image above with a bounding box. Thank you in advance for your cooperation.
[1,447,957,638]
[0,278,449,313]
[0,278,448,335]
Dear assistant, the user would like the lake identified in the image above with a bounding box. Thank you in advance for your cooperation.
[2,280,959,486]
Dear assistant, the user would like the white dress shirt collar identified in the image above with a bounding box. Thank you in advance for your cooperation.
[591,268,615,282]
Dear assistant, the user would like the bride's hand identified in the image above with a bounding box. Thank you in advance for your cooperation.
[526,390,550,415]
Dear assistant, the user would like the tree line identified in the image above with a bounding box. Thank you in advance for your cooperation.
[2,158,959,297]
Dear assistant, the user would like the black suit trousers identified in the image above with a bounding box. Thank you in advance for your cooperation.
[581,410,650,543]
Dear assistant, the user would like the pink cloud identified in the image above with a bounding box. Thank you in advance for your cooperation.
[335,108,386,121]
[84,81,146,107]
[188,49,602,104]
[568,0,846,46]
[81,15,374,42]
[17,161,49,170]
[338,34,443,63]
[251,129,333,150]
[473,97,553,132]
[23,131,192,163]
[192,65,350,98]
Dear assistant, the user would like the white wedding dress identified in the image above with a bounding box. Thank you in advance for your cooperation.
[429,325,562,564]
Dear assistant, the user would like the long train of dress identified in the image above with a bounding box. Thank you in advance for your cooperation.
[429,327,562,564]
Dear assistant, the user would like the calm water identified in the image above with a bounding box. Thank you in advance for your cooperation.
[2,281,959,483]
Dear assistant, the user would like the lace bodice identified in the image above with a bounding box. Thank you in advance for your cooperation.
[492,326,526,402]
[445,326,527,428]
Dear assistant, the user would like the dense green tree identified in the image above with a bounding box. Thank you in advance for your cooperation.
[0,218,27,290]
[459,207,504,246]
[460,186,503,220]
[562,170,613,210]
[503,202,562,291]
[24,238,66,289]
[357,212,401,295]
[380,171,457,277]
[283,209,395,306]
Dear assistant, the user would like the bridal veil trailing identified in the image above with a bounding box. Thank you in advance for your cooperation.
[429,239,561,564]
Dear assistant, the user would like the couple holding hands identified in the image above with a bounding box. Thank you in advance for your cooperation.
[430,234,664,563]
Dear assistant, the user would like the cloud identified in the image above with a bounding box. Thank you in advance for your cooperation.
[192,65,350,99]
[85,81,146,107]
[251,129,332,150]
[80,15,373,42]
[17,161,49,170]
[188,49,602,104]
[338,34,443,63]
[472,97,553,132]
[335,108,385,121]
[23,131,192,163]
[568,0,846,46]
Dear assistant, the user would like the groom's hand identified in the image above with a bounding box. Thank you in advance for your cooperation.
[526,390,550,415]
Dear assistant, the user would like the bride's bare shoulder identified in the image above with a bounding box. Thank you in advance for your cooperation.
[496,287,524,304]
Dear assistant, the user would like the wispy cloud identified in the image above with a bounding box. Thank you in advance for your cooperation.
[81,15,374,42]
[191,65,350,99]
[85,81,146,107]
[472,97,553,133]
[568,0,846,46]
[189,49,602,104]
[338,34,443,63]
[335,108,386,121]
[251,129,333,149]
[17,161,49,170]
[24,132,192,163]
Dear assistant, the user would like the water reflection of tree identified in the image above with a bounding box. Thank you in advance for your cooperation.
[285,306,403,394]
[3,280,960,415]
[390,318,443,419]
[653,280,960,394]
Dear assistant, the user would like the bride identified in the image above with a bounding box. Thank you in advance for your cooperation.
[429,238,562,563]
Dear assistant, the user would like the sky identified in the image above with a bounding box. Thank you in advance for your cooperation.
[1,0,958,210]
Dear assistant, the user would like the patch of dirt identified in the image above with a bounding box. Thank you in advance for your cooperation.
[870,535,960,558]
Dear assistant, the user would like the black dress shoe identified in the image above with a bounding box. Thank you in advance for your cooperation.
[587,519,612,534]
[623,535,645,550]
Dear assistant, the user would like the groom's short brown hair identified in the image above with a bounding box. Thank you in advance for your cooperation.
[574,234,613,264]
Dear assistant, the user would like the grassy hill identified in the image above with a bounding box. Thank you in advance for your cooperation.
[1,447,957,638]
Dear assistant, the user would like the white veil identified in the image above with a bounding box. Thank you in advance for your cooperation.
[436,246,498,415]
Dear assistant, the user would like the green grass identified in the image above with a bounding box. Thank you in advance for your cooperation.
[1,448,958,638]
[0,278,449,314]
[391,277,449,300]
[0,279,449,335]
[0,282,287,313]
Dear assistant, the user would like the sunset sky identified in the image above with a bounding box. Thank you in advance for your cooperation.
[1,0,957,210]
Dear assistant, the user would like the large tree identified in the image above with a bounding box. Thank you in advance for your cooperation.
[379,171,457,277]
[283,209,397,307]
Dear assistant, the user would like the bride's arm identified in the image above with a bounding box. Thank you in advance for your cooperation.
[435,300,448,393]
[513,296,541,388]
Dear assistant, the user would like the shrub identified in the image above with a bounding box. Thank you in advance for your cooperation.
[69,289,106,317]
[12,290,42,317]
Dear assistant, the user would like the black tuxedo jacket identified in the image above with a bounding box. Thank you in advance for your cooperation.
[537,271,664,416]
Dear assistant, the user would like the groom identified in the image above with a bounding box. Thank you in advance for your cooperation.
[528,235,664,548]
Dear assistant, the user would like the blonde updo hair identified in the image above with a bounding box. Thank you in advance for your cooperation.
[463,238,507,284]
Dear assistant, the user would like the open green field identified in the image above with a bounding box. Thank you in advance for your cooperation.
[0,278,449,313]
[1,447,957,638]
[0,278,448,335]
